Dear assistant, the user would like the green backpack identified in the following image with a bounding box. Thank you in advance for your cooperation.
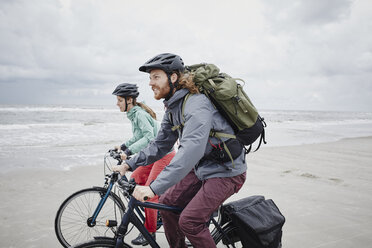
[180,63,266,158]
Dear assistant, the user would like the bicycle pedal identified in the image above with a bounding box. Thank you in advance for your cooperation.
[105,220,118,227]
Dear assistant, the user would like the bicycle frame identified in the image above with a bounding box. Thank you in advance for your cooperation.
[112,194,236,248]
[85,150,236,247]
[115,196,183,248]
[87,174,148,228]
[88,174,167,237]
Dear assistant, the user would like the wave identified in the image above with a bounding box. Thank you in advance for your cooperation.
[0,122,82,130]
[261,110,372,125]
[0,122,125,130]
[269,118,372,125]
[0,106,117,113]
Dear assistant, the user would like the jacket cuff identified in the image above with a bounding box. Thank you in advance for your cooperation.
[149,181,162,196]
[120,143,128,151]
[126,159,136,171]
[124,160,133,172]
[123,148,132,157]
[149,183,157,196]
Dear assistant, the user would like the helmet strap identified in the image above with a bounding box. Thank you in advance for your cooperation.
[124,97,129,112]
[165,73,179,101]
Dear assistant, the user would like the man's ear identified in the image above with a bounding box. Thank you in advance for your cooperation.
[170,73,178,84]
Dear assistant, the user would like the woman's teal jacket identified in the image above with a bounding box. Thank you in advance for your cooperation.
[124,106,159,154]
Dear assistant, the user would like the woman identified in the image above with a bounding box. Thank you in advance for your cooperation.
[112,83,176,246]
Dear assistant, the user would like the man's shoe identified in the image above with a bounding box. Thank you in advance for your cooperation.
[131,232,156,246]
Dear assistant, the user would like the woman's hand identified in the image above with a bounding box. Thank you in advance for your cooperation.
[133,185,155,202]
[112,163,130,176]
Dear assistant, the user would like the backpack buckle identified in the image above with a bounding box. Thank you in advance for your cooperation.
[210,130,216,137]
[234,95,241,102]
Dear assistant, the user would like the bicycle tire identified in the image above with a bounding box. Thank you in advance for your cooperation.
[55,187,126,248]
[213,222,243,247]
[73,237,131,248]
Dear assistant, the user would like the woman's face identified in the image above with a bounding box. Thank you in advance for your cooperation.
[116,96,132,112]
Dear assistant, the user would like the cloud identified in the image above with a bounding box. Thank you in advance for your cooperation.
[0,0,371,111]
[263,0,353,27]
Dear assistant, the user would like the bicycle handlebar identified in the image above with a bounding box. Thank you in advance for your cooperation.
[117,176,136,195]
[108,150,149,200]
[108,149,123,165]
[115,175,150,201]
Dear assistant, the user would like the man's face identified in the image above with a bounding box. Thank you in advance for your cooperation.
[149,69,171,100]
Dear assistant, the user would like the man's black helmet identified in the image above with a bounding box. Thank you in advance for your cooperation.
[112,83,139,98]
[139,53,185,73]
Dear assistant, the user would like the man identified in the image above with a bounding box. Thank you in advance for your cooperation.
[113,53,246,247]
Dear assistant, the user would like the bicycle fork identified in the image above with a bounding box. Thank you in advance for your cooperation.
[88,183,114,227]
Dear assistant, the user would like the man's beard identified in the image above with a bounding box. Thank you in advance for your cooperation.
[152,85,171,100]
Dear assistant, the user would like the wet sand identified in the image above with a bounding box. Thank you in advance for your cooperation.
[0,137,371,247]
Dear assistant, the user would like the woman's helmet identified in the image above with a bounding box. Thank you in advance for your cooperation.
[139,53,185,73]
[112,83,139,98]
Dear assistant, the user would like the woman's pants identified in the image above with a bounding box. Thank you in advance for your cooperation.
[130,150,176,232]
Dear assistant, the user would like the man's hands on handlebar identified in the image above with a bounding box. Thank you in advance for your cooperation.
[111,151,155,202]
[133,185,155,202]
[112,163,130,176]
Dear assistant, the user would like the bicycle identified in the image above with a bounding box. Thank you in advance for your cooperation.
[71,174,244,248]
[55,150,162,247]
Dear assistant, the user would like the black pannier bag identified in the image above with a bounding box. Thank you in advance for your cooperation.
[220,195,285,248]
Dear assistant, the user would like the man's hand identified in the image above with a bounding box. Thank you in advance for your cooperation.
[112,163,130,176]
[133,185,155,202]
[120,153,127,160]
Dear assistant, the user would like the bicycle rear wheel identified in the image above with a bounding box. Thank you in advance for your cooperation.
[213,222,243,248]
[55,187,126,247]
[73,237,131,248]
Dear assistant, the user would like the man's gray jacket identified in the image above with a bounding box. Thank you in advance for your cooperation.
[126,88,247,195]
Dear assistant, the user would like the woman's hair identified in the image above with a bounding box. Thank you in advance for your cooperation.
[175,72,199,94]
[133,99,157,120]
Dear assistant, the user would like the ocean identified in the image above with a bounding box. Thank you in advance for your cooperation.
[1,104,372,173]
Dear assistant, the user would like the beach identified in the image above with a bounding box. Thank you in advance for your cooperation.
[0,136,371,247]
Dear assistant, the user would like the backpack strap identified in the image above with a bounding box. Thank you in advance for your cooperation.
[170,93,192,132]
[209,131,236,167]
[207,79,217,90]
[172,92,238,167]
[209,131,236,140]
[253,116,267,152]
[234,78,245,84]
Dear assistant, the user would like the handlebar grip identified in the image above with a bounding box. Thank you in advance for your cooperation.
[117,177,136,195]
[117,177,126,188]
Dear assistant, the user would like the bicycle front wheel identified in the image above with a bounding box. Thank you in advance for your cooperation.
[73,237,131,248]
[55,187,126,248]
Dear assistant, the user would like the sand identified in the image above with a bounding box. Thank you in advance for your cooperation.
[0,137,371,248]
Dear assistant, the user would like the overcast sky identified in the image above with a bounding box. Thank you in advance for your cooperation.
[1,0,371,111]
